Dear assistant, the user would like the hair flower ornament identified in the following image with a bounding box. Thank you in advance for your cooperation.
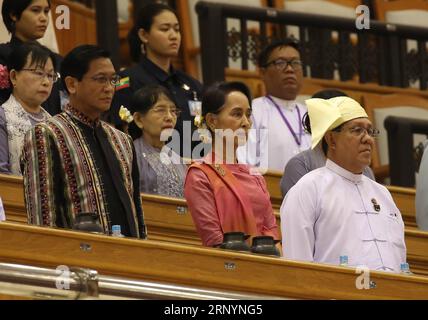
[0,64,10,89]
[194,113,212,144]
[194,114,204,128]
[119,105,134,123]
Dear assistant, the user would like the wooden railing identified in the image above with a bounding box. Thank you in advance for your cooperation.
[1,222,428,299]
[198,2,428,90]
[0,173,417,229]
[1,173,427,276]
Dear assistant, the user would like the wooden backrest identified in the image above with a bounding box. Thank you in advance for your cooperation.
[141,193,200,246]
[2,174,428,275]
[225,69,266,98]
[0,174,26,224]
[2,221,428,298]
[388,185,417,228]
[373,0,428,22]
[362,93,428,170]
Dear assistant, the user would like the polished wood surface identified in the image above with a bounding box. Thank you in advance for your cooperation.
[1,222,428,299]
[387,185,417,229]
[141,194,200,246]
[0,173,417,230]
[1,174,426,276]
[0,174,26,224]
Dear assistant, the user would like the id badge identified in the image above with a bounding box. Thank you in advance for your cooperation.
[188,100,202,117]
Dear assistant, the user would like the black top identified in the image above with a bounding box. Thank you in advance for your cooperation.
[0,36,63,116]
[108,56,204,157]
[47,113,146,238]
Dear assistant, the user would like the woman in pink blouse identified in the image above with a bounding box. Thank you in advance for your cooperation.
[184,81,279,247]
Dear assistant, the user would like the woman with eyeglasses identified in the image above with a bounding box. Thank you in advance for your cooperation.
[129,84,187,198]
[0,0,63,115]
[109,3,203,158]
[0,41,56,175]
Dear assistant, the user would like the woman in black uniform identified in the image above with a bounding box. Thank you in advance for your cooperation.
[0,0,63,115]
[110,3,203,158]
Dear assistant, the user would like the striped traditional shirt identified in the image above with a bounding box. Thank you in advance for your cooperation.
[21,104,146,238]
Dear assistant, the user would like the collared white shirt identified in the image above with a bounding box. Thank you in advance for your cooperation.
[281,159,407,273]
[237,96,311,171]
[0,197,5,222]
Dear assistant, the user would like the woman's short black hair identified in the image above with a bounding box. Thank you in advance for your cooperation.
[2,0,51,34]
[60,44,110,94]
[303,89,348,154]
[8,40,56,72]
[128,84,176,140]
[127,3,178,63]
[258,38,301,68]
[202,81,252,117]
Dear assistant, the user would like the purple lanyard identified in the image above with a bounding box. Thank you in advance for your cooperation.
[266,95,303,146]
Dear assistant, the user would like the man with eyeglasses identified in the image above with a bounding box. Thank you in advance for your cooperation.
[237,38,311,171]
[21,45,147,239]
[280,96,406,273]
[280,89,376,197]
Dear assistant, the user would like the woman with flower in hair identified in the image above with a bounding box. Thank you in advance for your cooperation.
[128,84,187,198]
[0,0,62,115]
[184,81,279,247]
[0,41,56,175]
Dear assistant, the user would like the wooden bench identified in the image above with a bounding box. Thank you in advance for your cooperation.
[0,172,417,230]
[143,194,428,276]
[1,222,428,299]
[2,174,427,275]
[0,174,26,224]
[141,194,200,246]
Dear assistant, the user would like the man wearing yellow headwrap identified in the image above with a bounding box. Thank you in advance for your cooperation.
[280,96,407,273]
[279,90,375,197]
